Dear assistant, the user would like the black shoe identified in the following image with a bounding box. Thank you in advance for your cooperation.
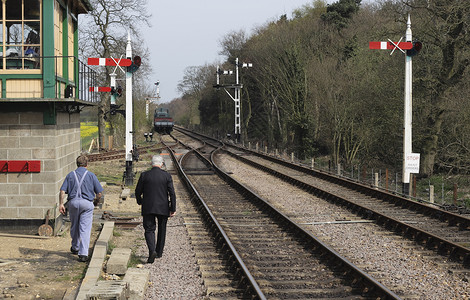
[156,253,162,258]
[78,255,88,262]
[147,251,157,263]
[70,247,78,255]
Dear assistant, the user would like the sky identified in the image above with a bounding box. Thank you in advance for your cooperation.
[142,0,332,103]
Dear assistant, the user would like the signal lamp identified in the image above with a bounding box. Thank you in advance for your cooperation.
[406,40,422,57]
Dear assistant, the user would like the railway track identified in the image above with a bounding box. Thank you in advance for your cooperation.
[167,135,399,299]
[175,127,470,267]
[170,127,470,297]
[87,143,166,162]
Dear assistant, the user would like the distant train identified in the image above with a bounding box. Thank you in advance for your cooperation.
[154,107,174,134]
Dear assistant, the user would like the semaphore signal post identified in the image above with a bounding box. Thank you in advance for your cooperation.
[87,32,141,186]
[369,15,422,196]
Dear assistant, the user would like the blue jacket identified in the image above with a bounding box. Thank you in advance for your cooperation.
[60,167,103,201]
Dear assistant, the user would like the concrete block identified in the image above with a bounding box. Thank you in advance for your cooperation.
[8,195,32,207]
[20,183,44,195]
[19,136,44,148]
[31,195,55,207]
[33,148,57,159]
[120,189,130,200]
[95,222,114,248]
[123,268,150,300]
[2,184,19,195]
[0,208,18,218]
[9,125,32,137]
[7,148,31,159]
[31,127,56,137]
[106,248,131,275]
[17,207,43,219]
[0,113,19,125]
[86,280,129,300]
[7,173,32,184]
[19,112,43,125]
[0,137,19,149]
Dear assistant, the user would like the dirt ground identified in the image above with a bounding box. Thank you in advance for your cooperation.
[0,158,150,300]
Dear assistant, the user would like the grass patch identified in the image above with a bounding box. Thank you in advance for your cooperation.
[113,229,122,237]
[108,241,117,255]
[128,250,142,268]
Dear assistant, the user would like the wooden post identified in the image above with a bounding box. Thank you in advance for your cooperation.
[374,172,379,188]
[88,138,95,153]
[311,158,314,169]
[385,169,389,191]
[108,135,113,150]
[413,175,417,198]
[255,142,259,152]
[291,152,294,162]
[429,185,434,203]
[337,164,341,176]
[453,183,458,205]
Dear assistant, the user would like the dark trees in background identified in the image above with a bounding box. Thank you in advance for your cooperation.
[171,0,470,177]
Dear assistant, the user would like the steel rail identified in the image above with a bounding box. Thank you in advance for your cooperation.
[222,148,470,266]
[210,147,401,299]
[170,131,401,299]
[164,142,267,299]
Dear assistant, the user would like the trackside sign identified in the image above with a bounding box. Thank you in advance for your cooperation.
[405,153,420,174]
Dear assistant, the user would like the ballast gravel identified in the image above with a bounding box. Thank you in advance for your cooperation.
[133,215,206,299]
[216,153,470,300]
[126,152,469,299]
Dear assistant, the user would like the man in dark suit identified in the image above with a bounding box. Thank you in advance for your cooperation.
[135,155,176,263]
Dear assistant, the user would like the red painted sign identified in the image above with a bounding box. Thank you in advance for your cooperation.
[0,161,41,173]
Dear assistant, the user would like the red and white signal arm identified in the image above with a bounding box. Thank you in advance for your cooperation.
[369,41,413,50]
[89,86,112,92]
[87,57,132,67]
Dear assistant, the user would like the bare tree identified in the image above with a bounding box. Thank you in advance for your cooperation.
[177,65,214,127]
[79,0,151,149]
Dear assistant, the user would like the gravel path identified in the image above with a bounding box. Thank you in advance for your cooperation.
[133,177,207,299]
[215,153,470,300]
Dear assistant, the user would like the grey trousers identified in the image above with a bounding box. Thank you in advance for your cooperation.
[68,199,94,256]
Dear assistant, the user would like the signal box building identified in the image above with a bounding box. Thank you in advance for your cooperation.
[0,0,97,232]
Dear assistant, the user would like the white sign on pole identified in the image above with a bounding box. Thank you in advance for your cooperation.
[405,153,420,174]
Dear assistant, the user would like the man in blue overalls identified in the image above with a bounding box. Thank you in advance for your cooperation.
[59,155,103,262]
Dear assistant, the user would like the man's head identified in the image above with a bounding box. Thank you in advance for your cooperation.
[76,155,88,167]
[151,155,164,168]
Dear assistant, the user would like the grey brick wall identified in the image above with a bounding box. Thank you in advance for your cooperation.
[0,111,81,220]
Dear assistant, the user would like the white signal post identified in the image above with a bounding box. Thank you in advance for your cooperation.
[125,32,134,186]
[110,73,117,105]
[369,14,415,196]
[403,14,413,195]
[145,81,160,119]
[214,57,252,142]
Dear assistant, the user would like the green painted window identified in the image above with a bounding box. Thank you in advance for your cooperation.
[1,0,41,70]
